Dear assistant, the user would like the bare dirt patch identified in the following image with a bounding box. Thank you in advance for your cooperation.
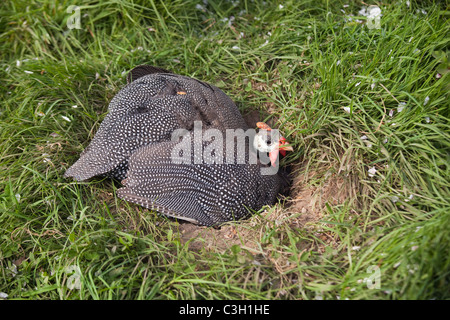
[177,162,355,253]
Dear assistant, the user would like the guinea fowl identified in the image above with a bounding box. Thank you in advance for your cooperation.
[64,65,293,226]
[64,65,248,181]
[117,127,291,226]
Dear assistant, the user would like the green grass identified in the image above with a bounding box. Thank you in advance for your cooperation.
[1,0,449,300]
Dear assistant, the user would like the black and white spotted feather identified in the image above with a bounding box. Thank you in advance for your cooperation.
[64,65,248,181]
[65,65,286,226]
[117,132,281,226]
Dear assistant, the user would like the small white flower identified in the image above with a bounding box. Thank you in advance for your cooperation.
[406,1,410,7]
[8,264,17,277]
[232,46,240,51]
[95,72,100,79]
[383,138,388,144]
[368,166,377,177]
[16,60,21,67]
[43,153,51,163]
[391,196,399,203]
[360,136,372,147]
[425,117,430,123]
[352,246,361,251]
[252,260,262,266]
[279,4,284,9]
[389,109,394,117]
[436,73,441,79]
[411,245,419,251]
[71,105,78,108]
[397,102,406,113]
[15,194,21,202]
[405,194,414,202]
[336,60,341,66]
[343,4,349,8]
[408,37,413,43]
[259,40,269,48]
[423,96,430,106]
[343,107,351,113]
[407,264,418,274]
[355,81,361,87]
[61,116,71,122]
[37,111,45,117]
[172,59,181,63]
[371,83,376,89]
[394,262,401,268]
[0,292,8,299]
[415,226,422,232]
[24,70,33,74]
[195,4,205,11]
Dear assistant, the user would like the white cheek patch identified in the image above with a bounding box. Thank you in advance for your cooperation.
[253,130,280,153]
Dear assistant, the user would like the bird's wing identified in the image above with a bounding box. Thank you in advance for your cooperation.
[63,109,178,181]
[116,138,249,226]
[117,188,214,225]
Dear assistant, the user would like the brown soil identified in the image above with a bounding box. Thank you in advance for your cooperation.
[177,163,353,253]
[174,110,356,253]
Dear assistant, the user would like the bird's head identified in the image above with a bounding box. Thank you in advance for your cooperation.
[253,122,293,167]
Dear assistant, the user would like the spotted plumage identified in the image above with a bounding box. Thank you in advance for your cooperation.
[65,65,289,226]
[117,132,281,226]
[64,65,247,181]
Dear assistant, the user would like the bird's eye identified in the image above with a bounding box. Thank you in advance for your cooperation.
[254,130,277,153]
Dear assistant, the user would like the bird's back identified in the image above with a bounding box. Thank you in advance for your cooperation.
[64,67,248,181]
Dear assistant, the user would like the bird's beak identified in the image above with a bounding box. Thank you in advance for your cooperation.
[257,122,293,167]
[269,136,293,167]
[278,136,294,157]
